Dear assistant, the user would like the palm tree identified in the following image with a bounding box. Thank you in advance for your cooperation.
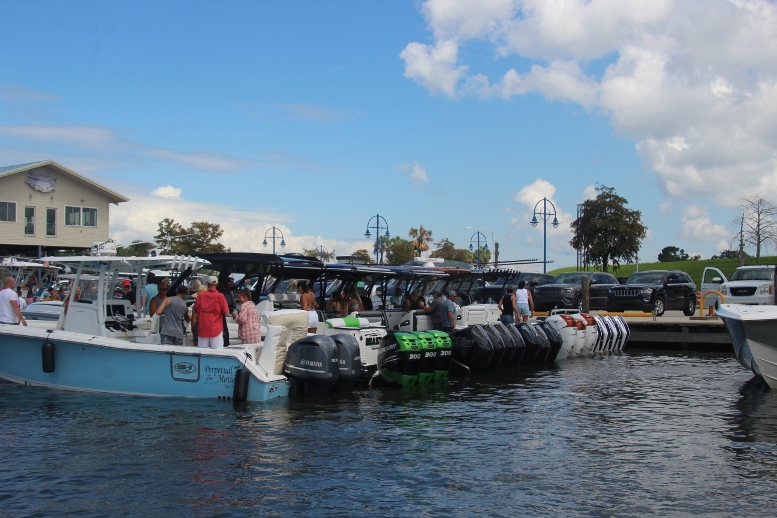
[408,225,434,256]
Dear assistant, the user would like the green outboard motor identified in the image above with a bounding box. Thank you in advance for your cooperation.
[426,330,452,382]
[411,331,436,385]
[378,332,421,387]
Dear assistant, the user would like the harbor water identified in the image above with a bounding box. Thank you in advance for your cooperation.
[1,351,776,516]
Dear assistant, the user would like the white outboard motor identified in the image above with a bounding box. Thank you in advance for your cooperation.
[614,315,630,350]
[571,313,598,355]
[593,316,610,353]
[543,314,578,360]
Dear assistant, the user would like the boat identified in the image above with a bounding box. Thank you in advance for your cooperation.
[716,304,774,384]
[0,255,294,402]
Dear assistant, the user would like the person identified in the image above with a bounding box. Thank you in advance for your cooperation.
[37,282,51,301]
[63,287,81,315]
[498,285,518,325]
[425,290,445,331]
[190,285,207,346]
[0,277,27,326]
[24,276,37,304]
[515,280,534,323]
[187,278,201,295]
[345,287,364,314]
[218,276,236,345]
[122,279,136,305]
[233,288,261,344]
[442,290,457,332]
[149,277,170,316]
[390,287,403,308]
[298,280,318,333]
[403,291,426,312]
[15,287,26,310]
[325,291,346,317]
[141,272,157,317]
[155,284,190,345]
[192,276,230,349]
[58,286,67,301]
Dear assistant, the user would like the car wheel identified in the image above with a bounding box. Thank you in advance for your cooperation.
[654,297,666,317]
[683,295,696,316]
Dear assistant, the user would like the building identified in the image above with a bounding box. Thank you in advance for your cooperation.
[0,160,128,257]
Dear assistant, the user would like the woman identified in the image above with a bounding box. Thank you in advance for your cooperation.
[345,287,364,314]
[325,291,346,317]
[233,289,261,345]
[298,280,318,333]
[514,280,534,323]
[498,285,518,324]
[24,276,37,304]
[149,277,170,316]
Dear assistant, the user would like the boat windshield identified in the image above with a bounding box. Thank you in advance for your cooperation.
[729,268,775,281]
[626,272,667,285]
[551,272,590,284]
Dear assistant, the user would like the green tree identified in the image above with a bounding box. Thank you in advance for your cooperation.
[711,249,749,260]
[117,240,153,257]
[408,225,434,256]
[430,238,473,263]
[657,245,689,262]
[154,218,188,253]
[352,249,374,264]
[385,237,414,265]
[154,218,228,255]
[570,185,647,272]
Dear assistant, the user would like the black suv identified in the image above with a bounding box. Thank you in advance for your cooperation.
[607,270,697,316]
[533,271,620,311]
[473,272,554,303]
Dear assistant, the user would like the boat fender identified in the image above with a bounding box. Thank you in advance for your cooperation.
[233,368,249,402]
[42,341,55,373]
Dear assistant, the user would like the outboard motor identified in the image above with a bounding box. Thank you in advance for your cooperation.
[535,321,563,362]
[571,313,599,355]
[448,325,493,374]
[503,324,527,367]
[530,322,552,362]
[593,315,609,353]
[492,322,523,368]
[411,331,437,385]
[378,332,421,387]
[483,325,509,371]
[330,334,362,394]
[515,323,542,363]
[543,314,578,360]
[614,315,630,350]
[426,330,452,382]
[284,335,340,396]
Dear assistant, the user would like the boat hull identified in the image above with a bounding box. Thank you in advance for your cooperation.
[0,325,289,401]
[717,304,776,385]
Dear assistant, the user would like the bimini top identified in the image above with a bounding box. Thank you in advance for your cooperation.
[40,255,210,274]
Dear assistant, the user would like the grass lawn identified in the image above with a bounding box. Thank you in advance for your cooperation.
[547,256,777,289]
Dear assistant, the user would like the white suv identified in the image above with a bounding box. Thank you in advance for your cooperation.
[719,265,776,305]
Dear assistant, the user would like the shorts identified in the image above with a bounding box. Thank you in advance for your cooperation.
[161,334,183,346]
[307,310,319,328]
[517,303,531,317]
[198,334,224,349]
[500,315,515,324]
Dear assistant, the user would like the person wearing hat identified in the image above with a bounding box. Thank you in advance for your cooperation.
[442,290,457,333]
[192,275,230,349]
[121,279,136,305]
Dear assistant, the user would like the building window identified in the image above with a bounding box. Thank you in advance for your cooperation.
[46,208,56,237]
[65,206,81,226]
[24,207,35,235]
[0,201,17,222]
[82,207,97,227]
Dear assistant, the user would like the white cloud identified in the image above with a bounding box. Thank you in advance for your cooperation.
[397,161,429,188]
[582,184,597,200]
[677,204,731,243]
[403,0,777,206]
[151,185,182,199]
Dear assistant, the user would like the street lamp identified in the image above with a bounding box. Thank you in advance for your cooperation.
[467,226,495,268]
[364,214,390,264]
[530,198,559,273]
[262,227,286,255]
[314,245,331,262]
[468,231,488,269]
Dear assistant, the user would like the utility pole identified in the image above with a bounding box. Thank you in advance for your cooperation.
[494,242,499,269]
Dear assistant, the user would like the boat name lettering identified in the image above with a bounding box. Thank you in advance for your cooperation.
[204,365,239,375]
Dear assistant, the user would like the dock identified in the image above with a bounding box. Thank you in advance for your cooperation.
[617,313,730,352]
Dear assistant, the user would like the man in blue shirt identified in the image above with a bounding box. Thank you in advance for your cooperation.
[442,291,457,332]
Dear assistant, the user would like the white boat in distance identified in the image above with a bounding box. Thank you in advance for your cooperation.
[0,255,289,402]
[716,304,776,386]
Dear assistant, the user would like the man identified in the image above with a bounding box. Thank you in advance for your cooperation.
[442,290,457,333]
[425,290,445,331]
[121,279,136,305]
[156,284,190,345]
[0,277,27,326]
[192,275,230,349]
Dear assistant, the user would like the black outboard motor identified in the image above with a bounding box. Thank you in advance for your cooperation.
[503,324,527,368]
[448,326,493,374]
[448,329,475,375]
[329,334,362,394]
[483,324,511,370]
[535,321,563,362]
[284,335,339,396]
[493,322,524,369]
[530,322,552,362]
[514,323,542,364]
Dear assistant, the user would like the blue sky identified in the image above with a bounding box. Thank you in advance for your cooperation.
[2,0,776,270]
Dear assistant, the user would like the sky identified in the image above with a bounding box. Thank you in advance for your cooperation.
[2,0,776,271]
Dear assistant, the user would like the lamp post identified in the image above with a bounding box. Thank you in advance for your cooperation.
[467,226,495,268]
[468,231,488,269]
[262,227,286,255]
[314,245,330,262]
[364,214,390,264]
[530,198,559,273]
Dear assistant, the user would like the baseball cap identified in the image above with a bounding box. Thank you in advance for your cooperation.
[207,275,219,285]
[121,279,131,287]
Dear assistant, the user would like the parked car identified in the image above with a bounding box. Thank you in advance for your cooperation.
[473,272,554,303]
[533,271,620,312]
[607,270,697,316]
[703,265,775,307]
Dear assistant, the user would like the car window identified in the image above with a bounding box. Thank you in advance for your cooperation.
[552,272,589,284]
[626,272,667,285]
[729,268,775,281]
[667,274,680,283]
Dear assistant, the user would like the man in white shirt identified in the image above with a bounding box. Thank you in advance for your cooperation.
[0,277,27,326]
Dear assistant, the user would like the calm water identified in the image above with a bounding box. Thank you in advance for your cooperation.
[1,351,776,517]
